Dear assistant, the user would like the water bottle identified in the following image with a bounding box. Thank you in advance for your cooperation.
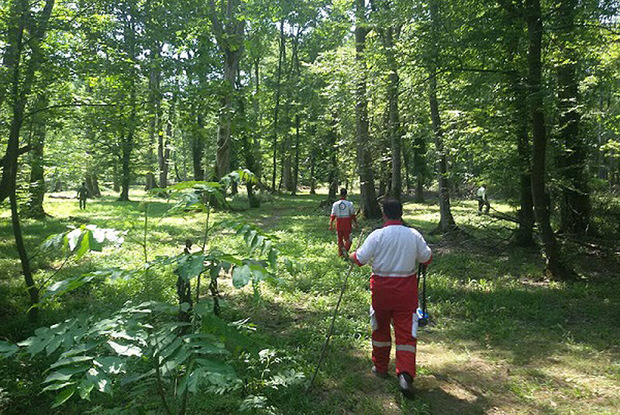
[416,307,429,327]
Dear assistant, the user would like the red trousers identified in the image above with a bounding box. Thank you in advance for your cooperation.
[336,230,352,256]
[370,307,418,377]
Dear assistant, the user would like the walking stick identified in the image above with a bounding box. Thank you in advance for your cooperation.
[308,230,365,391]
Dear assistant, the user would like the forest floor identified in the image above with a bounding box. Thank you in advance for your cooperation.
[1,188,619,414]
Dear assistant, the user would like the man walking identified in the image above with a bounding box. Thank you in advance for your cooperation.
[349,198,432,399]
[77,182,89,210]
[329,188,358,257]
[477,184,490,214]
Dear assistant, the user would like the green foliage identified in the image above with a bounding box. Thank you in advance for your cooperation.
[1,301,241,409]
[39,225,125,262]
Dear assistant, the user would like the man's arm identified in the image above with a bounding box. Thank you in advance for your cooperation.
[329,215,336,230]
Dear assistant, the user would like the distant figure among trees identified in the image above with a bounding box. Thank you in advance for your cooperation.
[77,182,89,210]
[477,184,490,214]
[329,188,358,257]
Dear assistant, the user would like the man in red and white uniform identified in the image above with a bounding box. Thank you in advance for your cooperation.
[329,188,358,256]
[349,198,432,399]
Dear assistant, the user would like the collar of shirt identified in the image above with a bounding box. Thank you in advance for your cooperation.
[340,197,347,200]
[383,220,402,227]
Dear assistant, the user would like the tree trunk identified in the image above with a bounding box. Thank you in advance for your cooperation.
[413,134,426,202]
[513,76,535,247]
[25,94,48,218]
[429,0,457,233]
[525,0,577,280]
[271,20,285,191]
[384,26,402,200]
[556,0,590,236]
[146,44,162,189]
[192,113,205,181]
[119,130,132,201]
[119,14,138,201]
[0,0,54,323]
[0,0,54,205]
[355,0,381,219]
[328,123,339,201]
[403,144,412,194]
[207,0,244,181]
[292,114,301,195]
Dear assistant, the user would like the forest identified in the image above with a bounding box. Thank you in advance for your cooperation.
[0,0,619,414]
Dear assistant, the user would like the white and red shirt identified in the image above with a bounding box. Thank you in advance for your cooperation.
[331,198,356,232]
[353,220,432,310]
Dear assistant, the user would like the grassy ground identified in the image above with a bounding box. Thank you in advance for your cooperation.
[1,188,619,414]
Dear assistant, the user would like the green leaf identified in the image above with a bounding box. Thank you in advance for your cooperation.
[178,254,205,281]
[51,385,76,408]
[86,368,112,394]
[77,377,95,400]
[268,249,277,269]
[107,340,142,357]
[0,341,19,357]
[94,356,126,375]
[120,369,155,386]
[43,274,96,300]
[232,265,252,288]
[50,356,93,369]
[74,231,90,260]
[42,381,74,392]
[66,228,82,252]
[44,366,89,384]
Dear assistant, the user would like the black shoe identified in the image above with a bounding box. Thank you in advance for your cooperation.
[398,372,415,399]
[371,366,389,379]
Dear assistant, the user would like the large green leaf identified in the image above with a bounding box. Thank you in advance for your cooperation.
[43,274,96,300]
[50,355,94,369]
[177,253,205,281]
[44,366,90,384]
[51,385,76,408]
[0,341,19,357]
[107,340,142,357]
[232,264,252,288]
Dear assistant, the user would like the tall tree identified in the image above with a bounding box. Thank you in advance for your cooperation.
[354,0,381,219]
[208,0,245,180]
[0,0,56,322]
[428,0,457,232]
[556,0,590,235]
[525,0,577,280]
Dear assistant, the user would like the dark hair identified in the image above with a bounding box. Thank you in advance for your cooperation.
[340,188,347,197]
[381,198,402,220]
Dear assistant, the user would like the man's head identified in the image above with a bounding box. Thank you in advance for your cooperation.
[340,188,347,198]
[381,198,402,220]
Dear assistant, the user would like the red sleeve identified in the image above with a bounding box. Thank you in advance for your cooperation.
[330,214,336,220]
